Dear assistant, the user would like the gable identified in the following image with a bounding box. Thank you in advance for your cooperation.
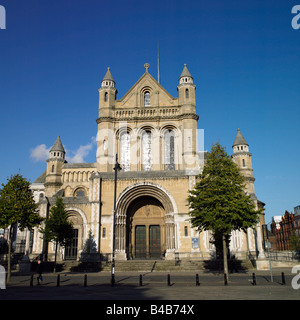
[116,72,178,109]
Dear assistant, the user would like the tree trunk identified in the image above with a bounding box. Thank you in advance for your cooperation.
[222,234,228,283]
[54,241,58,273]
[7,227,12,283]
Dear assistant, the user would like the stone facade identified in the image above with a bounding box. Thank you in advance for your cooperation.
[28,63,265,262]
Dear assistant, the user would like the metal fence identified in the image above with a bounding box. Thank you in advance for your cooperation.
[265,250,300,261]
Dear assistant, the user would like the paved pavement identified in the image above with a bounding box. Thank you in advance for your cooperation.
[1,267,300,301]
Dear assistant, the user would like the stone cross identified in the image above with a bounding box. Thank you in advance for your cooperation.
[144,63,150,72]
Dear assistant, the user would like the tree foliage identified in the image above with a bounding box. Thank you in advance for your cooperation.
[40,197,74,248]
[0,173,43,230]
[0,173,43,282]
[188,142,260,241]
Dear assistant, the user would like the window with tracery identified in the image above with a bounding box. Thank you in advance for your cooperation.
[75,188,85,197]
[142,131,152,171]
[144,91,150,107]
[165,130,175,170]
[120,131,130,172]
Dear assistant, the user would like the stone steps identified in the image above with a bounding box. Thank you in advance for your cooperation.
[61,259,255,273]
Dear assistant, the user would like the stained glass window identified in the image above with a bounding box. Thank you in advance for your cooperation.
[165,130,175,170]
[120,131,130,171]
[142,131,152,171]
[144,91,150,107]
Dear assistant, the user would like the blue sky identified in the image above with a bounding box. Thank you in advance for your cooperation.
[0,0,299,224]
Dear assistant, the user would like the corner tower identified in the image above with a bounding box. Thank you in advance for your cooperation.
[177,64,198,170]
[231,129,255,196]
[177,64,196,112]
[45,136,65,196]
[98,67,117,111]
[96,68,117,172]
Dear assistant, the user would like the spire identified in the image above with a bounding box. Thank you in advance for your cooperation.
[232,129,248,147]
[50,135,65,153]
[101,67,115,88]
[179,64,193,85]
[102,67,114,82]
[179,64,193,79]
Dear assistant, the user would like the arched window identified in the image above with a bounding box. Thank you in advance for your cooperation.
[142,130,152,171]
[144,91,150,107]
[104,92,108,102]
[185,88,189,99]
[75,188,85,197]
[120,131,130,172]
[165,130,175,170]
[51,165,55,173]
[184,226,188,237]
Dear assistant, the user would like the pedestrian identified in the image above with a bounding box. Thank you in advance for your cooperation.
[36,260,43,285]
[230,255,238,273]
[0,264,6,289]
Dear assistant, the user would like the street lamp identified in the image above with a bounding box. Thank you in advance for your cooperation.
[111,154,121,287]
[263,222,273,282]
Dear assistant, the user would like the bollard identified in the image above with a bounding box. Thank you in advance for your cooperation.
[56,274,60,287]
[224,273,228,285]
[252,273,256,285]
[111,274,115,287]
[196,274,200,286]
[139,274,143,286]
[167,274,171,286]
[30,274,33,287]
[84,274,87,287]
[281,272,286,285]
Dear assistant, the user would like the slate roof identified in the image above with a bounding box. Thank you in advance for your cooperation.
[179,64,193,79]
[33,170,46,183]
[233,128,248,146]
[50,136,65,153]
[102,67,115,82]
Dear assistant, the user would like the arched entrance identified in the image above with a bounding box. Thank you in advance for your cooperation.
[127,196,165,259]
[115,183,176,260]
[64,210,84,260]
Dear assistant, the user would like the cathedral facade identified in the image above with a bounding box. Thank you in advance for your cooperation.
[30,64,265,262]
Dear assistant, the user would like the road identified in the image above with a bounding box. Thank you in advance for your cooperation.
[1,268,299,301]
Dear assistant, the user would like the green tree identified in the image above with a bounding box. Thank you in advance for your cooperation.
[188,142,260,280]
[40,197,73,272]
[0,173,43,282]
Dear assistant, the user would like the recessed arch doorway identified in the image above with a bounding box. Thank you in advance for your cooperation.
[127,196,165,259]
[114,183,176,260]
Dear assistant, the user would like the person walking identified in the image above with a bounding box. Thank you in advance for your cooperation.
[230,255,238,273]
[36,260,43,285]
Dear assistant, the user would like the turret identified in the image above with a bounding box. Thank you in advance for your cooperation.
[45,136,65,196]
[232,129,255,195]
[177,64,198,171]
[96,68,117,172]
[98,67,117,115]
[177,64,196,109]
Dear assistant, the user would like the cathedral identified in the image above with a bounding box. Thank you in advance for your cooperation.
[29,63,265,262]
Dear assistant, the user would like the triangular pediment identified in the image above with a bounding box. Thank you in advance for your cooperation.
[116,72,178,108]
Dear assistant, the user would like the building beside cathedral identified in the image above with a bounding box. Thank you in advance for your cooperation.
[28,63,265,262]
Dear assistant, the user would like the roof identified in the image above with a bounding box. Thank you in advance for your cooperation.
[179,64,193,79]
[232,128,248,147]
[50,135,65,153]
[33,170,46,183]
[102,67,115,82]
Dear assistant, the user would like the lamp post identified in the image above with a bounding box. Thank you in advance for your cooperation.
[111,154,121,287]
[263,222,273,282]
